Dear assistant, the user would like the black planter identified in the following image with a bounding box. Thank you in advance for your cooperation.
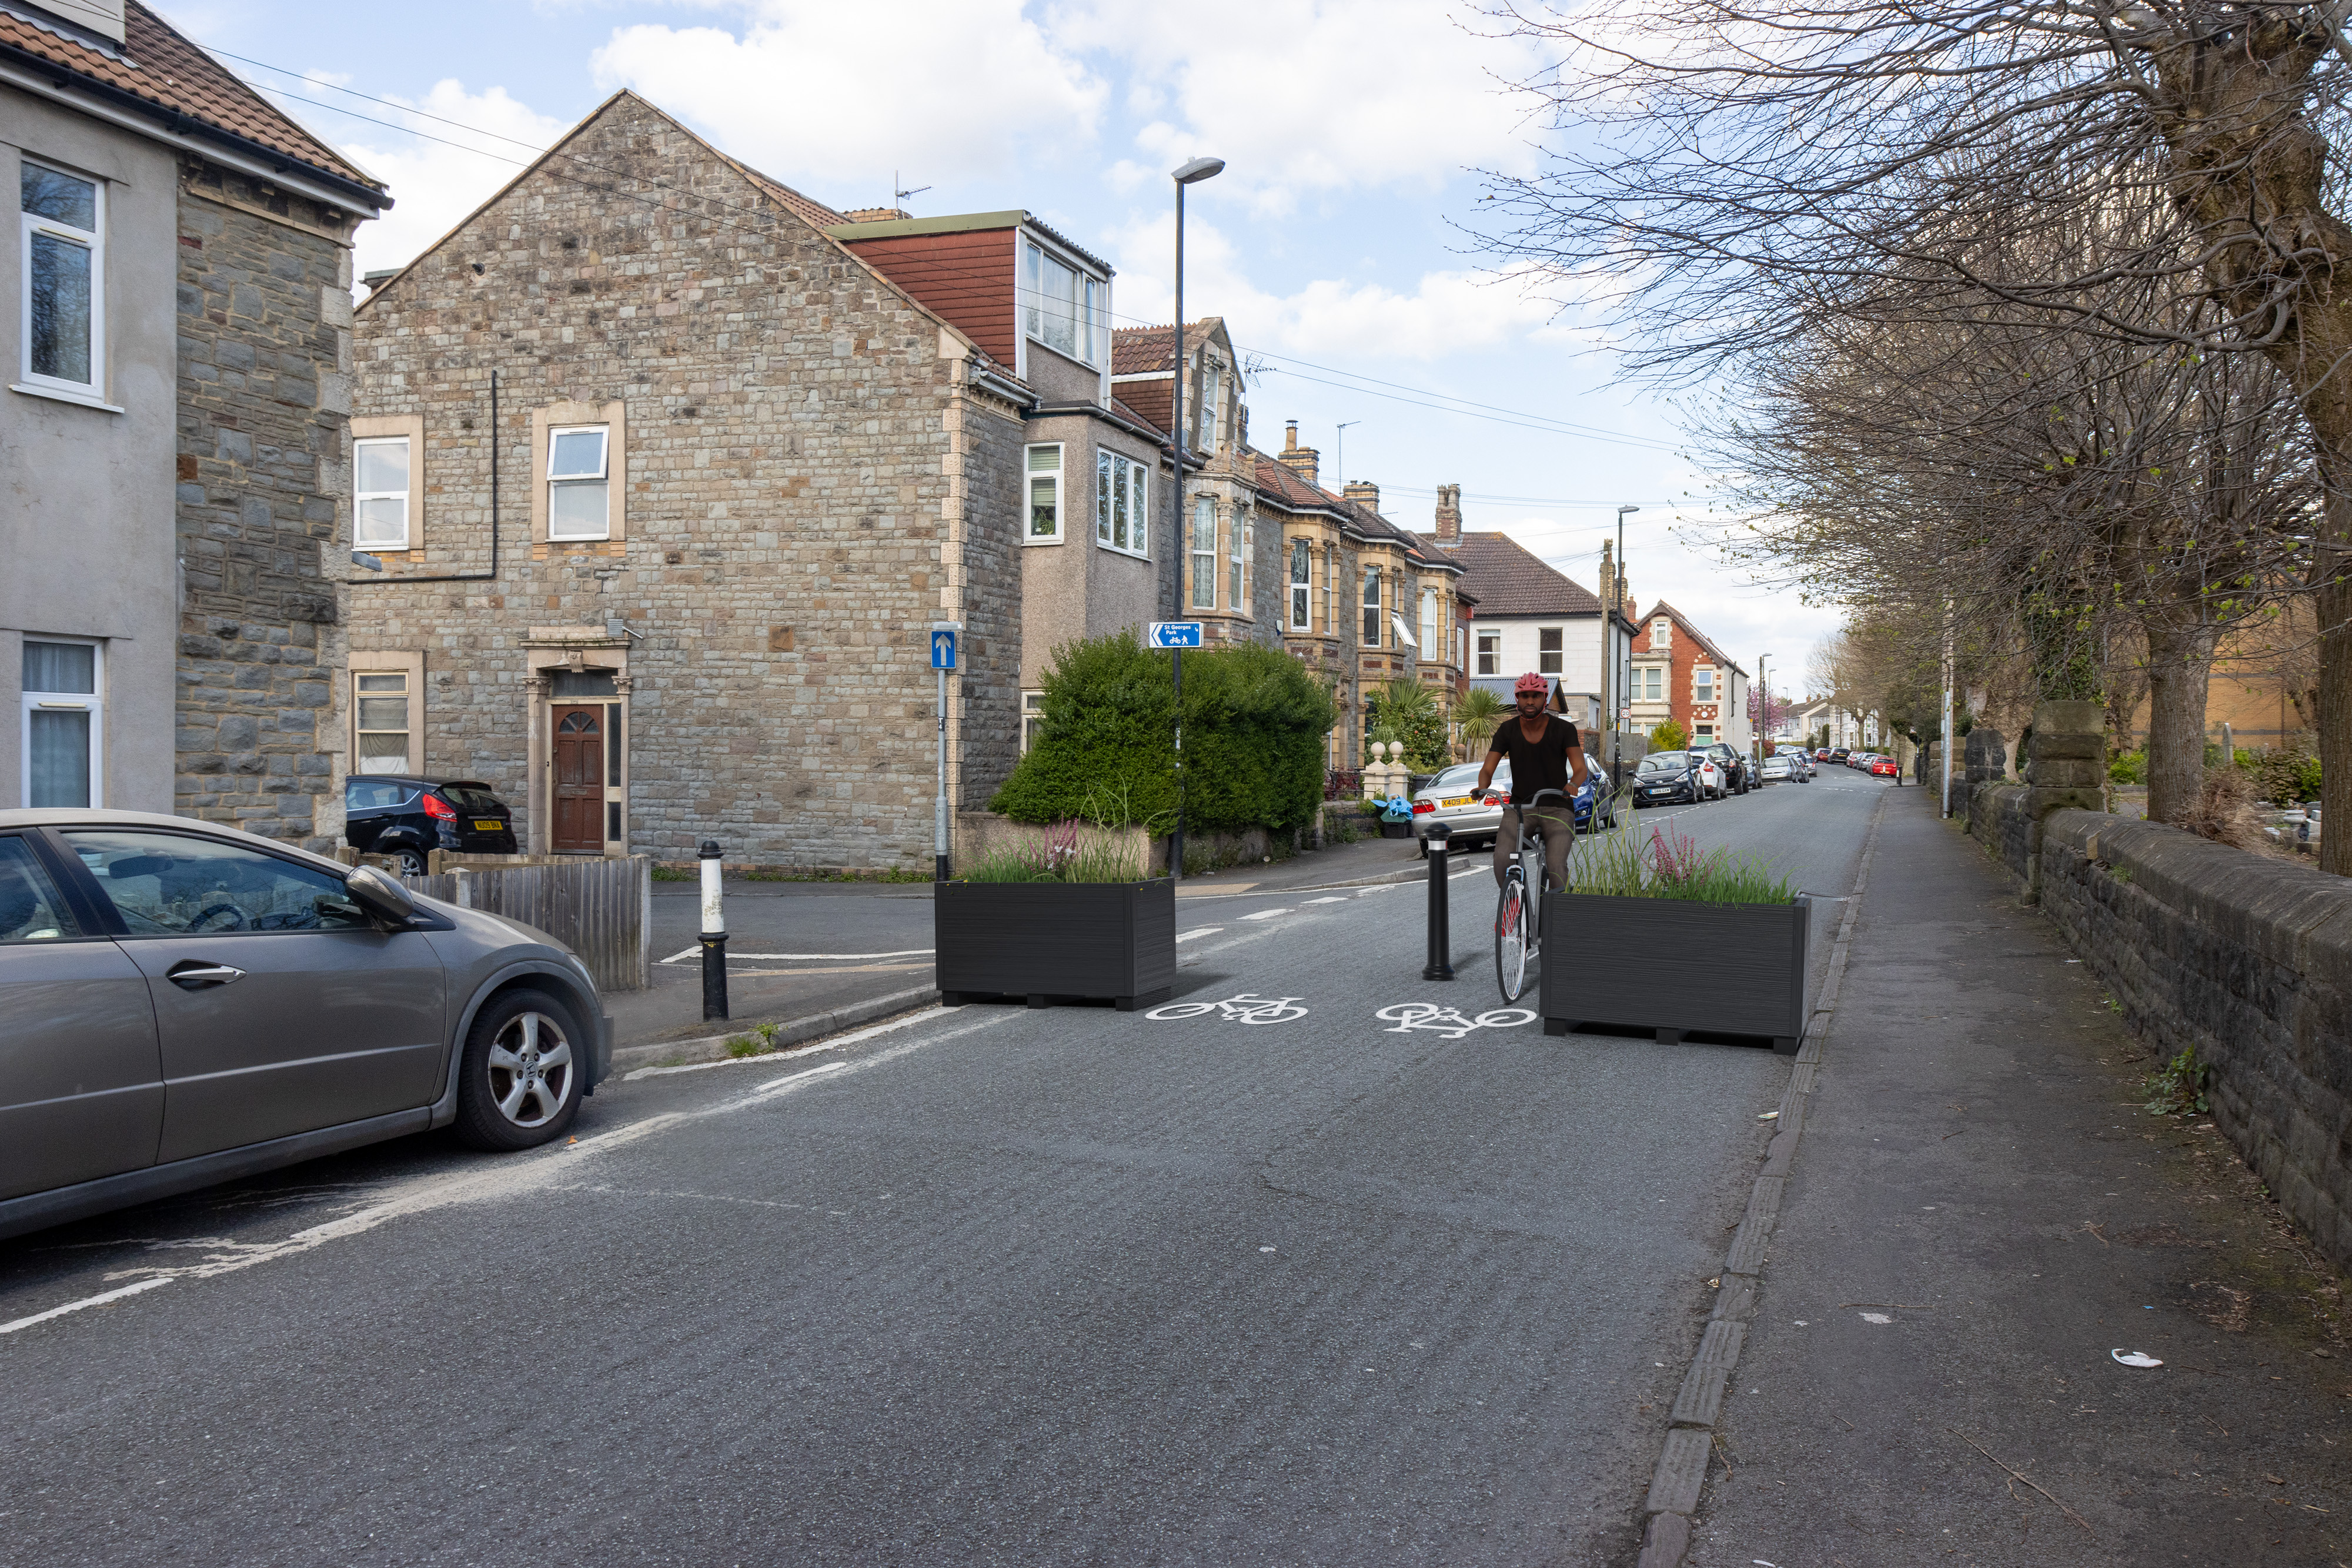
[936,878,1176,1010]
[1539,892,1809,1053]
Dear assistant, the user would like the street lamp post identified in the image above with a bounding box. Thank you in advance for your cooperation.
[1168,155,1223,883]
[1610,505,1638,787]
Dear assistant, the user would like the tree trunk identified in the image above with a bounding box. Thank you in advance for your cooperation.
[2141,616,2217,827]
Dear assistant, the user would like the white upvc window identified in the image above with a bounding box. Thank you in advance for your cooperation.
[1538,627,1563,676]
[19,161,103,399]
[1228,507,1244,609]
[1419,588,1439,656]
[1202,363,1223,452]
[1095,449,1148,557]
[1651,617,1671,650]
[353,671,412,774]
[22,638,101,808]
[1289,539,1311,630]
[547,426,610,540]
[1695,665,1716,703]
[1025,242,1097,365]
[1025,443,1063,543]
[1361,567,1381,647]
[1322,544,1335,633]
[1191,497,1217,607]
[1021,691,1046,754]
[1476,630,1500,676]
[354,436,413,550]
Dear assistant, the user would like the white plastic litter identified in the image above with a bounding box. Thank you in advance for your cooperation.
[1860,1312,1893,1324]
[2111,1349,2163,1368]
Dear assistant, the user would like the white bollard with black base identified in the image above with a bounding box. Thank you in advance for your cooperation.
[698,838,728,1021]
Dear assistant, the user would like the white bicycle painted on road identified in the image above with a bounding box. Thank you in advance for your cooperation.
[1145,993,1310,1025]
[1375,1002,1538,1040]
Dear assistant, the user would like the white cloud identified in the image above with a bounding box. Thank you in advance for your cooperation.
[1106,213,1573,360]
[588,0,1107,192]
[1057,0,1548,213]
[335,82,572,281]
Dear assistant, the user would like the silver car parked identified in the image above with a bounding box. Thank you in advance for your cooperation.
[0,810,611,1241]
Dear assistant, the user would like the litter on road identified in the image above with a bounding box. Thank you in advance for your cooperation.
[2112,1349,2163,1368]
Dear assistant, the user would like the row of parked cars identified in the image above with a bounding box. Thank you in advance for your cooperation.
[1819,747,1903,779]
[1411,741,1825,851]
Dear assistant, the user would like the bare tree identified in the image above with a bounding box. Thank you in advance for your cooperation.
[1479,1,2352,867]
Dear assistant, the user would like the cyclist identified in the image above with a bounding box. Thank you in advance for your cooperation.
[1476,672,1589,891]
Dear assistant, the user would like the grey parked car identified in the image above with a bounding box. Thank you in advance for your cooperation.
[0,810,611,1242]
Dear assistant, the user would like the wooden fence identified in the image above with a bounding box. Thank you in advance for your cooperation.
[396,855,652,992]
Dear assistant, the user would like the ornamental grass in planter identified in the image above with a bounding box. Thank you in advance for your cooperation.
[1541,824,1810,1053]
[937,818,1175,1011]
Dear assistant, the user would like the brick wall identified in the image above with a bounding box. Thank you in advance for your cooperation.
[173,159,356,851]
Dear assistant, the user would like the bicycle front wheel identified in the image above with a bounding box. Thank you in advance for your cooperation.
[1496,878,1529,1004]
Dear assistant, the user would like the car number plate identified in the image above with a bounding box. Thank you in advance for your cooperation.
[1441,797,1472,808]
[475,819,503,831]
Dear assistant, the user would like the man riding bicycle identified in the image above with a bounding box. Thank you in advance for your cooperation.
[1475,672,1589,892]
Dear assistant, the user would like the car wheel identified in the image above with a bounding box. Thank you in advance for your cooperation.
[453,987,586,1151]
[394,845,428,877]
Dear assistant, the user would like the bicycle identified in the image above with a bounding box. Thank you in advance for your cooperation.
[1492,787,1572,1005]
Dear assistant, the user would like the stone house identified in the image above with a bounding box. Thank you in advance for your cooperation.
[1260,424,1469,769]
[1626,600,1752,752]
[1,0,385,844]
[349,92,1179,867]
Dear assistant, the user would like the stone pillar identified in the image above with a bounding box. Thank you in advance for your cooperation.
[522,673,550,856]
[2020,701,2106,902]
[1965,728,2008,784]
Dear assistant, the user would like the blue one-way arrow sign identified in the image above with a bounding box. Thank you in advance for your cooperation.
[1149,621,1203,649]
[930,628,957,670]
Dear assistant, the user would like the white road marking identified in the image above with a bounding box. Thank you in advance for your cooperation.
[1240,908,1289,921]
[660,948,933,964]
[2,1012,1008,1341]
[1174,928,1224,943]
[1304,897,1348,905]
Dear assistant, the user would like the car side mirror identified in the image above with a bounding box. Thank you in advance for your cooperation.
[343,864,416,927]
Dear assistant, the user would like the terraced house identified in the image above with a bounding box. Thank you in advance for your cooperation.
[1,0,386,844]
[348,92,1181,868]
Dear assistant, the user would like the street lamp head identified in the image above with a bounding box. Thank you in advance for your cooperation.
[1173,156,1226,185]
[1617,504,1640,518]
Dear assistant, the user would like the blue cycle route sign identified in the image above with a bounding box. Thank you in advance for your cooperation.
[1149,621,1204,649]
[930,628,957,670]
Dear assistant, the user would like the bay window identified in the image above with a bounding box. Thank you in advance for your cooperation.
[1419,588,1439,655]
[1289,540,1311,630]
[1191,498,1216,607]
[1361,566,1381,647]
[1228,508,1243,609]
[1097,449,1148,556]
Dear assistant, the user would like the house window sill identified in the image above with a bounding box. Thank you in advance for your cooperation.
[12,380,124,413]
[1023,535,1065,547]
[1095,540,1151,561]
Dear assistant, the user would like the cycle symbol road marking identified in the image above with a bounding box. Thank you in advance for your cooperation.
[1374,1002,1538,1040]
[1144,993,1310,1024]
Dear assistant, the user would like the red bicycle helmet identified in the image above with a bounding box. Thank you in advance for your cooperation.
[1514,671,1549,694]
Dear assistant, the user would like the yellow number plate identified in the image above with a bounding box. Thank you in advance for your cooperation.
[475,820,503,831]
[1441,797,1472,808]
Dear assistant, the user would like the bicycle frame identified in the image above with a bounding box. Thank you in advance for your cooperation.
[1513,787,1574,931]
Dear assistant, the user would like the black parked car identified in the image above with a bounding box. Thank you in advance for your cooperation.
[1630,750,1712,807]
[1703,742,1756,795]
[345,776,516,874]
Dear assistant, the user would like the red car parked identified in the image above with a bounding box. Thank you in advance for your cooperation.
[1869,754,1900,778]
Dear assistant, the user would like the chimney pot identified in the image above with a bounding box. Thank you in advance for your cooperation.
[1344,481,1381,514]
[1433,483,1462,544]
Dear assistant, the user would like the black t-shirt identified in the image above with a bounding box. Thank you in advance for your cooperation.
[1488,714,1581,806]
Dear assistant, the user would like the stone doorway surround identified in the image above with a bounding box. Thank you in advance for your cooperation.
[522,626,632,857]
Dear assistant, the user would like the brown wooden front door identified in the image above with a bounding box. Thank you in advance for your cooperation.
[552,706,604,854]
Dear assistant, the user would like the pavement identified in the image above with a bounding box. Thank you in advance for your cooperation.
[8,768,2336,1565]
[1684,786,2352,1567]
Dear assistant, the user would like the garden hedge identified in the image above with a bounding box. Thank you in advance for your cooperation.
[989,633,1337,833]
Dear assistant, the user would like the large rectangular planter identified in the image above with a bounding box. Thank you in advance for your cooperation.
[936,878,1176,1010]
[1540,892,1810,1053]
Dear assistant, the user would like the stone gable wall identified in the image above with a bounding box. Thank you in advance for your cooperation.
[173,160,356,851]
[351,96,1010,869]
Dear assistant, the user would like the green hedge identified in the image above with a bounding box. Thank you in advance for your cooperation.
[990,633,1337,832]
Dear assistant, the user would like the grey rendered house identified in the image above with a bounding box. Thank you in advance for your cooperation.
[350,92,1174,868]
[1,0,386,848]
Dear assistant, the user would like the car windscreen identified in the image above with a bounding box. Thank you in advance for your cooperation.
[437,782,506,814]
[1428,764,1483,791]
[1638,753,1686,772]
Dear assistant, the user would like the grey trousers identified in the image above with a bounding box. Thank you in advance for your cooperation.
[1492,805,1575,890]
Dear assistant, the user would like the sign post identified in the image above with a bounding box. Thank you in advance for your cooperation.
[931,622,961,881]
[1150,622,1203,880]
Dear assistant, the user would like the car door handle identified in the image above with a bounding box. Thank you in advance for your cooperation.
[166,961,246,989]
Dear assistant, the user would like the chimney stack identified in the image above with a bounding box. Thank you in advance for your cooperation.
[1343,481,1381,513]
[1432,483,1462,544]
[1279,419,1319,489]
[1599,539,1615,613]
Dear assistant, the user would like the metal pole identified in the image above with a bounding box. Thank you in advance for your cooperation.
[1171,176,1187,883]
[1421,822,1455,980]
[935,663,949,881]
[698,838,728,1021]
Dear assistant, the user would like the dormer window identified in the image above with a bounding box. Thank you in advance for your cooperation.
[1651,617,1671,650]
[1024,241,1100,365]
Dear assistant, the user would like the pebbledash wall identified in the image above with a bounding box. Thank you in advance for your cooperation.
[1960,726,2352,1275]
[350,93,1021,870]
[175,161,358,850]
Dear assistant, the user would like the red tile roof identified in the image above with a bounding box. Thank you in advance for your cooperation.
[0,1,384,198]
[1636,601,1746,675]
[722,159,846,232]
[1111,319,1220,376]
[1446,532,1601,617]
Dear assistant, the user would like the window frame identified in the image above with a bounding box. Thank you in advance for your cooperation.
[19,159,104,402]
[353,435,413,551]
[1695,664,1716,703]
[1190,497,1217,608]
[352,669,412,775]
[1095,447,1150,560]
[1024,240,1097,366]
[1024,443,1064,545]
[1288,539,1311,630]
[1361,566,1381,647]
[1228,506,1244,611]
[1538,626,1564,676]
[1020,691,1046,754]
[1651,617,1671,650]
[1419,587,1439,656]
[546,424,610,541]
[21,636,102,809]
[61,827,370,940]
[1476,630,1501,676]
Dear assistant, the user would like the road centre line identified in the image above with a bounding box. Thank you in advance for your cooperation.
[1,1010,1009,1342]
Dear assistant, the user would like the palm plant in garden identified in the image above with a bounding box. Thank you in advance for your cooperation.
[1367,680,1450,770]
[1455,687,1505,753]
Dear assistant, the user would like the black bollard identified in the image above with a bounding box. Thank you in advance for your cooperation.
[1422,821,1455,982]
[698,838,729,1021]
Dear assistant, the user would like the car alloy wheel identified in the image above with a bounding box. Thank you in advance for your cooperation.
[396,847,427,877]
[455,988,584,1150]
[487,1009,573,1129]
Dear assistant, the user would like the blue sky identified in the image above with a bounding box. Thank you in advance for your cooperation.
[177,0,1832,689]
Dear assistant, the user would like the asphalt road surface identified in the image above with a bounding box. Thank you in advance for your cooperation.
[0,768,1891,1566]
